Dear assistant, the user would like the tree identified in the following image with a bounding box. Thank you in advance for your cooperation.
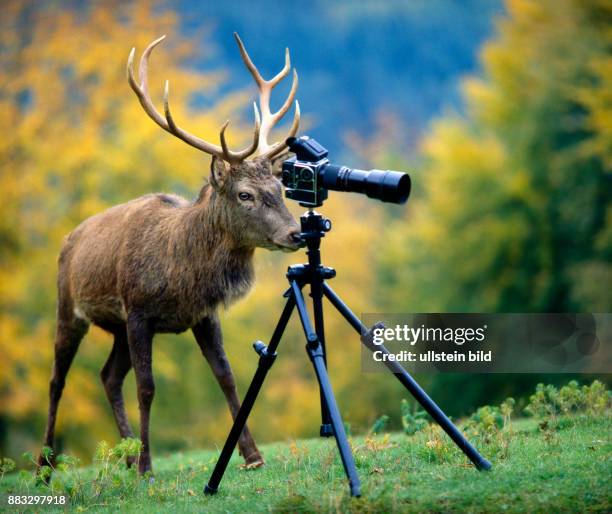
[368,0,611,414]
[0,0,386,459]
[377,0,612,314]
[0,0,253,456]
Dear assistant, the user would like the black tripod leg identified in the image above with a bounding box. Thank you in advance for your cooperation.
[291,281,362,497]
[311,280,333,437]
[322,283,492,471]
[204,297,296,495]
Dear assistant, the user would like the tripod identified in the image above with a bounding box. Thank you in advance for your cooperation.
[204,210,491,497]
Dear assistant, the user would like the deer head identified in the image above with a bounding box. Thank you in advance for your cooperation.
[127,33,303,251]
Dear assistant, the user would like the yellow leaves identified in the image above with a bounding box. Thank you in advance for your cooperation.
[257,370,320,436]
[380,0,612,316]
[152,345,180,382]
[58,370,104,425]
[363,433,393,452]
[0,1,256,450]
[0,317,24,381]
[574,55,612,169]
[0,266,27,307]
[425,438,441,450]
[506,0,544,21]
[420,120,508,213]
[288,439,309,460]
[0,318,53,418]
[465,0,603,131]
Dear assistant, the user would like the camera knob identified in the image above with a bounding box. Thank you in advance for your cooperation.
[301,167,314,180]
[322,219,332,232]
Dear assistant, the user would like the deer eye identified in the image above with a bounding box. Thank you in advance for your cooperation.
[238,191,253,202]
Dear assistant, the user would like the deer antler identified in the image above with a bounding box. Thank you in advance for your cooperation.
[233,33,300,160]
[127,35,261,164]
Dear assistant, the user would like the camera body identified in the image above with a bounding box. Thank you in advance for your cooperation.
[281,137,329,207]
[281,136,411,207]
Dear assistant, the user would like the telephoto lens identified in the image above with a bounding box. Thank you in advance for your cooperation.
[320,164,411,204]
[283,136,411,206]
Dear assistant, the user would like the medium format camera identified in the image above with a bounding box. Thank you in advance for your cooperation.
[281,136,411,207]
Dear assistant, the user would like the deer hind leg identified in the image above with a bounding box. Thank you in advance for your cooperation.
[192,314,264,467]
[101,324,136,467]
[125,311,155,476]
[39,307,89,472]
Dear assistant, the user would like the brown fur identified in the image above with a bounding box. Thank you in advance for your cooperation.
[39,155,300,475]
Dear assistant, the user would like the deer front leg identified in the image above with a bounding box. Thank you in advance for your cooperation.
[192,314,264,467]
[100,325,136,468]
[126,312,155,476]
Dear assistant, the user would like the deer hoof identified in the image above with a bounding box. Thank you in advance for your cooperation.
[240,452,264,470]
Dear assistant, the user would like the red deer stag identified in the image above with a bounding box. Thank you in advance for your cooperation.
[39,33,301,476]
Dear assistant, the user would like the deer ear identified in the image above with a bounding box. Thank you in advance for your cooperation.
[268,150,291,178]
[210,156,230,189]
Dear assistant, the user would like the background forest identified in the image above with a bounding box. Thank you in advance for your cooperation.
[1,0,610,461]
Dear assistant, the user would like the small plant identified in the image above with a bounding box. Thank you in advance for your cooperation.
[19,447,83,499]
[557,380,583,414]
[92,438,142,498]
[471,405,503,431]
[420,424,454,464]
[343,421,352,436]
[353,433,395,468]
[32,446,55,484]
[400,399,428,435]
[370,414,390,435]
[582,380,611,415]
[462,397,515,459]
[288,440,310,466]
[500,397,515,430]
[524,383,560,425]
[52,453,84,501]
[524,380,611,429]
[463,405,503,444]
[0,457,16,482]
[20,438,143,503]
[363,433,393,452]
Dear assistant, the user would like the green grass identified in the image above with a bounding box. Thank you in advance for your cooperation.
[1,415,610,513]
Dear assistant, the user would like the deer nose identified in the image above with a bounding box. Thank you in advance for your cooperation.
[290,230,304,247]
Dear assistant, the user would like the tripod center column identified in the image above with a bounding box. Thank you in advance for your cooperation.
[299,210,334,437]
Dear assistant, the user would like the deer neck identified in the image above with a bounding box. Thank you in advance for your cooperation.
[180,184,255,293]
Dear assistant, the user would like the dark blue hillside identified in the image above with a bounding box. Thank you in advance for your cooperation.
[178,0,502,159]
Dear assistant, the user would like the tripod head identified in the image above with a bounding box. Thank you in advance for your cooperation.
[287,210,337,285]
[300,210,332,241]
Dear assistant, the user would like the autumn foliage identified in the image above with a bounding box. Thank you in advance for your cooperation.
[1,0,610,461]
[0,1,381,458]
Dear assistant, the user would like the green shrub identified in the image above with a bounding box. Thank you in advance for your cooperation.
[500,397,516,428]
[400,399,428,435]
[418,424,455,464]
[582,380,611,414]
[91,438,142,498]
[467,405,503,433]
[370,415,390,434]
[525,383,560,420]
[460,397,515,460]
[525,380,611,423]
[0,457,16,481]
